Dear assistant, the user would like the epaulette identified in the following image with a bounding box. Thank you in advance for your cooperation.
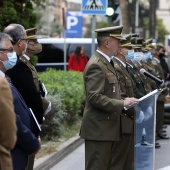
[93,57,99,63]
[151,59,157,65]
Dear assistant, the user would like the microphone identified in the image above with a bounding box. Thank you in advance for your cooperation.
[140,68,163,85]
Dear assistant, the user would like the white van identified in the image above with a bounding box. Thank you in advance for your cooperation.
[36,38,97,72]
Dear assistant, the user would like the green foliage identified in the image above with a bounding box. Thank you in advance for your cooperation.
[84,21,109,38]
[41,94,67,141]
[0,0,40,30]
[30,55,38,66]
[144,17,170,43]
[39,69,85,125]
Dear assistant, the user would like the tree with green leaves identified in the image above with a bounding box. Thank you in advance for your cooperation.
[144,17,169,43]
[0,0,45,31]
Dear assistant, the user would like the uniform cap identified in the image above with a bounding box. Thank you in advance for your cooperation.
[142,40,152,51]
[26,27,48,39]
[156,42,164,48]
[120,34,135,48]
[131,33,140,37]
[95,25,125,40]
[131,37,144,48]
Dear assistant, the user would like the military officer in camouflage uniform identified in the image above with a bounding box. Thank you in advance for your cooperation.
[80,26,139,170]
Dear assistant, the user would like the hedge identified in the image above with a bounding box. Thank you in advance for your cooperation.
[39,69,85,140]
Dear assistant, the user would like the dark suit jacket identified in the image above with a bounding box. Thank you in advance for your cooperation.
[80,51,124,141]
[6,57,44,124]
[8,80,39,170]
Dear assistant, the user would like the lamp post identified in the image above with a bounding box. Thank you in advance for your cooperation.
[135,0,139,32]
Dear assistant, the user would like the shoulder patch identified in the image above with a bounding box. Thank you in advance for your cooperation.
[93,57,99,63]
[151,59,157,65]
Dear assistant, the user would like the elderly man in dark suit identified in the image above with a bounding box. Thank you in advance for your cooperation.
[4,24,44,125]
[0,32,41,170]
[80,26,139,170]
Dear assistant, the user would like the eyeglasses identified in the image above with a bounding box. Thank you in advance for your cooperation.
[0,47,14,53]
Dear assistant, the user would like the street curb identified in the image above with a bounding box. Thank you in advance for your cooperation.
[33,136,84,170]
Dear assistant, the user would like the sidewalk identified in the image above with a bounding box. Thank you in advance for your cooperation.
[33,135,84,170]
[34,126,170,170]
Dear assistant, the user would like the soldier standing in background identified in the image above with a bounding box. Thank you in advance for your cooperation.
[113,34,142,170]
[152,44,169,140]
[22,28,51,170]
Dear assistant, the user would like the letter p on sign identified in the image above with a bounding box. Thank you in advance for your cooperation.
[67,16,78,30]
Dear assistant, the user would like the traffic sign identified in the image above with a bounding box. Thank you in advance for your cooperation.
[66,12,82,38]
[82,0,107,15]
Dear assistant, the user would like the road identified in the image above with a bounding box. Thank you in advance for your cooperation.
[50,126,170,170]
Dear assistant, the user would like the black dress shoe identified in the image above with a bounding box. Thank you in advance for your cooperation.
[157,134,169,140]
[162,125,167,129]
[155,142,161,148]
[162,130,167,133]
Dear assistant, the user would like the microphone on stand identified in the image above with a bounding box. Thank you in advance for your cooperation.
[140,68,164,85]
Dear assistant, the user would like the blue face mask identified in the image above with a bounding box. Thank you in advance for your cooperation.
[125,50,134,61]
[2,52,17,70]
[131,52,140,63]
[149,52,153,60]
[143,52,150,61]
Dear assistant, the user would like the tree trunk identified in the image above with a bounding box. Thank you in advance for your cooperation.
[118,0,129,33]
[149,0,156,38]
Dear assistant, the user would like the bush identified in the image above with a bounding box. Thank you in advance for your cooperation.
[41,94,67,140]
[39,69,85,125]
[30,55,38,66]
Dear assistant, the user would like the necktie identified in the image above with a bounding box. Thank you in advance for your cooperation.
[110,60,114,68]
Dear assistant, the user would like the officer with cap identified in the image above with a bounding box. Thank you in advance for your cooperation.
[113,34,143,169]
[126,37,146,97]
[130,37,154,94]
[24,28,51,117]
[80,26,139,170]
[21,28,51,170]
[131,33,140,38]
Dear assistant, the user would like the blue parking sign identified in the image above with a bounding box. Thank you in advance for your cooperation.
[66,12,82,38]
[82,0,107,15]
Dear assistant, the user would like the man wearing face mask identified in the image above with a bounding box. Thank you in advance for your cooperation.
[152,44,169,140]
[157,43,170,82]
[113,34,143,99]
[22,28,51,170]
[0,32,41,170]
[112,34,143,169]
[130,37,153,94]
[23,28,51,117]
[4,24,44,126]
[0,35,17,170]
[126,37,147,97]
